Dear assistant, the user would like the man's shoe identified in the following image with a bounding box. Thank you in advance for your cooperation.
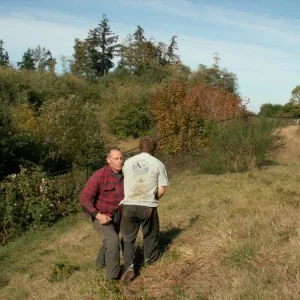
[121,268,135,284]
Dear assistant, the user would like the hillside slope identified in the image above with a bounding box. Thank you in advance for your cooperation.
[0,126,300,300]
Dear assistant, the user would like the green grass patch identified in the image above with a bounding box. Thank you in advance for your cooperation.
[48,262,80,282]
[0,213,82,277]
[0,275,9,289]
[225,242,258,268]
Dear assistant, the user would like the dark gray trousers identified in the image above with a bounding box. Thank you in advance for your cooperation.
[120,205,159,271]
[92,211,121,279]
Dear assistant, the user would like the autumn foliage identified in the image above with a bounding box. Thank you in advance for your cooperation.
[151,81,243,153]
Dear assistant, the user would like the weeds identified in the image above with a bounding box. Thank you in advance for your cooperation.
[225,242,258,267]
[0,275,9,289]
[48,262,80,282]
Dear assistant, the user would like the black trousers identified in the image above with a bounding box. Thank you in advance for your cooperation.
[120,205,159,271]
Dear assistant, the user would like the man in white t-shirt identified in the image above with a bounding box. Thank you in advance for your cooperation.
[120,136,168,284]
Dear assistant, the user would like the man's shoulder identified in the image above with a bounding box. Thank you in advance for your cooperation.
[93,165,109,177]
[125,154,142,164]
[148,156,165,169]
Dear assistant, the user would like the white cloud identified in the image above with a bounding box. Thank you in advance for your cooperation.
[0,16,88,64]
[117,0,300,48]
[0,11,133,64]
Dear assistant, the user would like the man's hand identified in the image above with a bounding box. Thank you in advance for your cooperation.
[96,213,112,225]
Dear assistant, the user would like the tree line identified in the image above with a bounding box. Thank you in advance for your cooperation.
[1,15,180,78]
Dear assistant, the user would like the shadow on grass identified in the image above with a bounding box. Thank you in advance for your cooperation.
[133,215,200,276]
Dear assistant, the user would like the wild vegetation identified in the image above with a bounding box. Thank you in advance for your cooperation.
[0,11,299,271]
[0,126,299,299]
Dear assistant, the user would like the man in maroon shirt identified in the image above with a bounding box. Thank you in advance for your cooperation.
[80,147,124,280]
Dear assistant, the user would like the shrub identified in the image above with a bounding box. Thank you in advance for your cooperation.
[39,96,106,168]
[109,97,152,138]
[151,82,243,154]
[0,167,86,244]
[199,117,285,174]
[0,68,105,177]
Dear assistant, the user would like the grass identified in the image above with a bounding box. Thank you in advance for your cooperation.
[0,125,300,299]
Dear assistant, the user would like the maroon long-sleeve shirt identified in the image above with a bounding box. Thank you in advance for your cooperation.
[80,165,124,218]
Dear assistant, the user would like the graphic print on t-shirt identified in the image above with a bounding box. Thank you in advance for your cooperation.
[132,160,149,175]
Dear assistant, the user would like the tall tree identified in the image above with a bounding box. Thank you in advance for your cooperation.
[118,35,135,71]
[119,26,159,73]
[132,26,156,71]
[71,38,89,76]
[85,14,119,77]
[0,40,9,66]
[133,26,146,44]
[45,50,56,72]
[166,36,180,65]
[192,63,239,95]
[31,45,56,72]
[17,48,35,70]
[156,41,168,65]
[290,85,300,104]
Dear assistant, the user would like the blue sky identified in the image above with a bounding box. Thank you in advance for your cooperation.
[1,0,300,112]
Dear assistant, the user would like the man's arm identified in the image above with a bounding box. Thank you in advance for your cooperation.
[155,162,168,200]
[80,171,111,225]
[155,186,165,200]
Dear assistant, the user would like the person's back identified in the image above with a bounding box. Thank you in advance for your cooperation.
[121,152,168,206]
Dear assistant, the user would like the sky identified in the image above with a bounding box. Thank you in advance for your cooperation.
[1,0,300,112]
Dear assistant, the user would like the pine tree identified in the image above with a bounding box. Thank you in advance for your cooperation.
[85,14,119,77]
[17,48,35,70]
[133,26,146,44]
[45,50,56,72]
[166,36,180,65]
[0,40,9,66]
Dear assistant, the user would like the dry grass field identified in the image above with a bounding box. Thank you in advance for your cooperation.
[0,125,299,300]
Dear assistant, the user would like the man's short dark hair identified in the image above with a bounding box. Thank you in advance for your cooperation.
[140,136,157,154]
[106,147,121,157]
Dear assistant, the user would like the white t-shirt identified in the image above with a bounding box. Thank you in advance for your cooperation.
[120,152,169,207]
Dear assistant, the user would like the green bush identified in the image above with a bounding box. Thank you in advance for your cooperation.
[200,117,285,174]
[109,97,152,138]
[0,68,102,107]
[0,68,106,177]
[0,167,86,244]
[39,96,106,168]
